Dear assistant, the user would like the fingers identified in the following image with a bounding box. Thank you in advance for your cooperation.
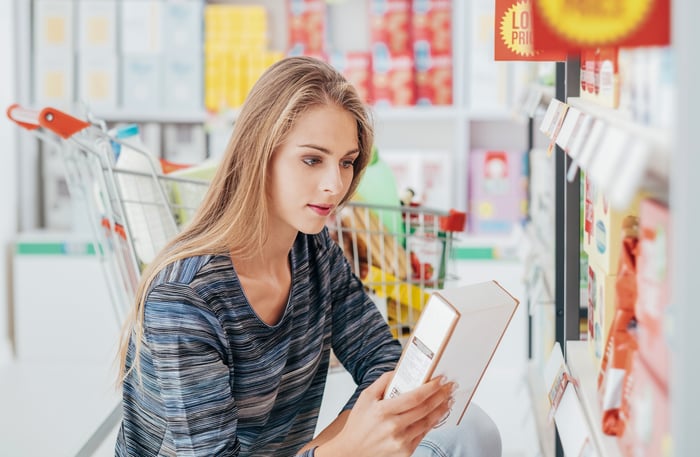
[363,371,395,401]
[383,376,453,415]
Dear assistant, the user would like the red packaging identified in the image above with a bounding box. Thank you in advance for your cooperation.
[369,0,412,56]
[287,0,326,55]
[371,53,415,107]
[415,53,452,105]
[411,0,451,55]
[635,199,671,388]
[329,51,373,104]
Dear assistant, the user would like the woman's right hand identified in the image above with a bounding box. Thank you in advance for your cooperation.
[316,371,456,457]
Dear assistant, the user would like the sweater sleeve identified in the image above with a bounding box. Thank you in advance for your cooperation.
[322,230,402,411]
[144,282,240,456]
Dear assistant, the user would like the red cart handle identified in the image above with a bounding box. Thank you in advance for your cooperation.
[7,104,90,139]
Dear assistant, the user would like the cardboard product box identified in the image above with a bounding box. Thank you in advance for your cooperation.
[415,53,452,106]
[381,149,451,211]
[468,149,528,234]
[121,54,161,111]
[205,4,267,50]
[411,0,452,56]
[33,52,74,108]
[369,0,412,56]
[635,199,671,388]
[162,0,204,54]
[586,261,617,369]
[77,0,116,54]
[329,51,372,104]
[163,53,203,111]
[582,174,643,275]
[618,354,672,457]
[34,0,74,54]
[121,0,163,54]
[597,47,620,109]
[78,54,118,111]
[371,53,415,107]
[287,0,327,55]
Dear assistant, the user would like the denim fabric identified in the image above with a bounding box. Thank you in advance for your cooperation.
[413,403,502,457]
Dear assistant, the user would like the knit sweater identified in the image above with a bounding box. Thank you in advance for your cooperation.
[116,228,402,456]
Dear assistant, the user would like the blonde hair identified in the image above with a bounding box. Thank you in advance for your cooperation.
[117,56,374,384]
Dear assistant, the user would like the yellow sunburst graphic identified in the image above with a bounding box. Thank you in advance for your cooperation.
[500,1,537,57]
[535,0,654,46]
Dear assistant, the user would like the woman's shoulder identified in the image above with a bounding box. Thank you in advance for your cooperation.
[152,254,231,288]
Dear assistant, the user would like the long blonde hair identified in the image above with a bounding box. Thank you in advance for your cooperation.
[117,56,375,384]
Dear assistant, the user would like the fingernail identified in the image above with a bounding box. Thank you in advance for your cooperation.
[450,382,459,393]
[439,375,448,385]
[448,397,455,408]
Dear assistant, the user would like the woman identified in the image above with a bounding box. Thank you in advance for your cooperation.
[115,56,501,456]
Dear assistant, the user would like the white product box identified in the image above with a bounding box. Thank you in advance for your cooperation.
[78,54,118,111]
[33,52,74,108]
[162,0,204,54]
[163,124,207,164]
[34,0,74,54]
[121,54,161,110]
[77,0,117,53]
[381,149,452,211]
[162,54,203,110]
[121,0,163,54]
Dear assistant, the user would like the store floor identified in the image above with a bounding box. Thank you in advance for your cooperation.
[92,259,539,457]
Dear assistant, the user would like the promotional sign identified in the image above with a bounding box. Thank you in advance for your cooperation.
[532,0,670,50]
[495,0,566,61]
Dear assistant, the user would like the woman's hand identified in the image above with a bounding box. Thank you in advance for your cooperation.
[316,371,456,457]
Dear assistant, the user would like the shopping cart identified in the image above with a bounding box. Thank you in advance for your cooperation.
[7,104,211,327]
[7,104,465,344]
[328,201,465,343]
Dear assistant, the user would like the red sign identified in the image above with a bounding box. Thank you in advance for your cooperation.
[531,0,670,50]
[495,0,566,61]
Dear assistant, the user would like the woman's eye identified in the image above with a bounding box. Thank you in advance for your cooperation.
[303,157,321,166]
[341,159,355,169]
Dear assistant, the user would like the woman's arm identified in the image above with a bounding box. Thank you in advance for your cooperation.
[141,283,240,455]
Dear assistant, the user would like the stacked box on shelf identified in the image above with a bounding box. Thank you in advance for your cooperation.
[635,199,671,389]
[78,0,118,111]
[287,0,327,58]
[467,149,528,234]
[618,353,671,457]
[579,47,620,109]
[120,0,162,110]
[582,174,644,368]
[369,0,415,106]
[204,5,282,111]
[412,0,452,106]
[162,1,203,111]
[33,0,74,109]
[329,51,373,104]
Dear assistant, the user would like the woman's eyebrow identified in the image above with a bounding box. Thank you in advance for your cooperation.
[298,143,360,155]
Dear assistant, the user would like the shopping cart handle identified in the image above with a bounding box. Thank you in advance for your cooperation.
[6,104,90,139]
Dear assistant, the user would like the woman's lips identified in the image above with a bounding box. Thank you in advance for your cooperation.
[308,204,333,216]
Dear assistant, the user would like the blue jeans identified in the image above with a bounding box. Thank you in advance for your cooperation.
[413,403,502,457]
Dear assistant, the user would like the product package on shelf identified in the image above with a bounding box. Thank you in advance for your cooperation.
[369,0,415,106]
[467,149,528,235]
[412,0,452,106]
[597,221,639,438]
[635,198,671,389]
[583,174,645,275]
[618,353,672,457]
[580,47,620,109]
[381,149,452,211]
[287,0,327,56]
[587,261,617,370]
[328,51,372,104]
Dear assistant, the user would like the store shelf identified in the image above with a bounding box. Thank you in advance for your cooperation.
[565,340,623,457]
[372,106,466,122]
[565,97,670,187]
[93,109,209,124]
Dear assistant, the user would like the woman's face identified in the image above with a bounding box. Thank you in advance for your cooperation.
[268,104,359,237]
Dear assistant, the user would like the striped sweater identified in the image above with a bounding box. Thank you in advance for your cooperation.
[115,228,402,456]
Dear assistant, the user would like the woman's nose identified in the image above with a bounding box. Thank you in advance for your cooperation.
[320,165,343,194]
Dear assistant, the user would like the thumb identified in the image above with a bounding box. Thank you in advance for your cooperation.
[365,371,395,401]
